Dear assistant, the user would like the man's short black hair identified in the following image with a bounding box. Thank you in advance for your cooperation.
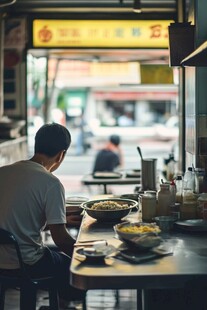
[109,134,121,146]
[34,123,71,157]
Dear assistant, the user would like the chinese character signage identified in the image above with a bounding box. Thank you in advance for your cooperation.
[5,18,27,50]
[33,20,172,48]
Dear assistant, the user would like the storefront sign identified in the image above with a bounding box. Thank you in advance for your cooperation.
[4,18,27,50]
[140,65,174,84]
[33,19,172,48]
[94,91,177,101]
[48,59,140,86]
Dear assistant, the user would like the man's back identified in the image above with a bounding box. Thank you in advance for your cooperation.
[0,160,65,268]
[93,149,120,173]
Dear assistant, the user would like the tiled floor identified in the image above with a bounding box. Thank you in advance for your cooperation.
[3,288,137,309]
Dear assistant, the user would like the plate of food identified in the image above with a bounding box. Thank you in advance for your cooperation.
[125,170,141,178]
[119,193,139,201]
[115,246,172,263]
[174,219,207,232]
[93,172,122,179]
[76,245,115,262]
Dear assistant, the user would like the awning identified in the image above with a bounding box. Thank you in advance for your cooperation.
[181,41,207,67]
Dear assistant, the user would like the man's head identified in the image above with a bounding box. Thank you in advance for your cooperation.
[109,134,121,146]
[34,123,71,157]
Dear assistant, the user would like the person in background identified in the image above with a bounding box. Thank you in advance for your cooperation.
[75,112,86,155]
[117,111,134,127]
[0,123,85,309]
[75,112,93,156]
[93,134,123,173]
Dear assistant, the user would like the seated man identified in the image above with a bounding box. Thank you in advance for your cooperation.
[0,123,85,309]
[93,134,123,173]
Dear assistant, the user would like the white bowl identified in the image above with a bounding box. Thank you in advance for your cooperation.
[114,222,161,251]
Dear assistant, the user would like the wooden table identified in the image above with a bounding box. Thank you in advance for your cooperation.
[81,174,141,194]
[70,211,207,310]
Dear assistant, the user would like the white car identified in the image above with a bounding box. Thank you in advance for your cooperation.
[153,116,179,141]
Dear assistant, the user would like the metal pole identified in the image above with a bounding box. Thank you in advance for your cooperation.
[176,0,186,173]
[0,15,4,119]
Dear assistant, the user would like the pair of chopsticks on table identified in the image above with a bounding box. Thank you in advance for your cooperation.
[74,239,108,247]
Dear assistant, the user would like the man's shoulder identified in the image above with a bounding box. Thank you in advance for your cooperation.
[99,149,114,155]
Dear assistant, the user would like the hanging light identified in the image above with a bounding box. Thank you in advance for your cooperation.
[133,0,141,13]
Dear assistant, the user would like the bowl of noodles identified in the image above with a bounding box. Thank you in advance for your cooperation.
[80,198,138,222]
[114,222,162,251]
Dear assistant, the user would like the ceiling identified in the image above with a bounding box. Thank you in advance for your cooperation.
[5,0,190,19]
[6,0,178,14]
[4,0,190,64]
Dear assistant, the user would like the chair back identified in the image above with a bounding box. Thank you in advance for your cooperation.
[0,228,60,310]
[0,228,27,274]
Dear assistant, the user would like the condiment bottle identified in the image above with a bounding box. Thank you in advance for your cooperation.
[170,180,176,204]
[169,202,181,220]
[195,168,205,193]
[166,153,176,181]
[141,191,157,222]
[181,189,197,220]
[197,193,207,219]
[175,175,183,203]
[157,183,172,216]
[183,167,195,192]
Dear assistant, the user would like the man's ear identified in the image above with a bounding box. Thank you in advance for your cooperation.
[56,150,66,163]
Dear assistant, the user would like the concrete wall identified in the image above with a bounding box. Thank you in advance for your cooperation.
[0,137,27,166]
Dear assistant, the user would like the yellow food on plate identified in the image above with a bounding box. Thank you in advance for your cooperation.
[118,224,160,234]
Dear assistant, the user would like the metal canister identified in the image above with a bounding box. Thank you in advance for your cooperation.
[141,158,157,191]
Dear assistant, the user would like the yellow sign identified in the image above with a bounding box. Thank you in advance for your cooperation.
[33,20,172,48]
[140,65,174,84]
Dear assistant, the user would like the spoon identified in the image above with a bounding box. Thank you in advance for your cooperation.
[137,146,143,160]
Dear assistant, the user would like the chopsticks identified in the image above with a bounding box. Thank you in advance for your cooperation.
[74,239,108,247]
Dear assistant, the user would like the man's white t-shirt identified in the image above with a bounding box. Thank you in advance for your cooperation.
[0,160,66,268]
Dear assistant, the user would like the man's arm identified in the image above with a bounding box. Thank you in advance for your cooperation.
[116,145,124,167]
[49,223,76,257]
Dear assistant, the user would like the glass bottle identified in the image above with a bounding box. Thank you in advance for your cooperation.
[170,179,176,205]
[195,168,205,193]
[166,153,175,181]
[183,167,195,191]
[175,175,183,203]
[169,202,181,220]
[157,184,172,216]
